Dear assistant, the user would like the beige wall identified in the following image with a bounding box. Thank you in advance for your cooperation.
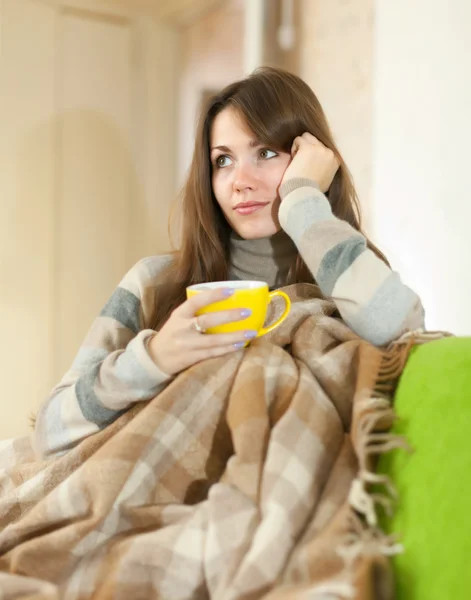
[0,0,57,438]
[0,0,179,438]
[299,0,374,230]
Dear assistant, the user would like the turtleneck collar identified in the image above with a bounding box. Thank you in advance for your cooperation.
[228,229,298,289]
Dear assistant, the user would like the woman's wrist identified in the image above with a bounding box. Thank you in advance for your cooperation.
[146,332,174,378]
[278,182,334,244]
[279,177,320,200]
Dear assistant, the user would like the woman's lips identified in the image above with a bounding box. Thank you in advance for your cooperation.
[234,202,269,215]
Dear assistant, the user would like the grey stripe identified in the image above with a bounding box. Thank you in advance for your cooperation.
[345,271,420,346]
[316,236,366,296]
[284,196,333,241]
[100,287,141,334]
[76,363,125,428]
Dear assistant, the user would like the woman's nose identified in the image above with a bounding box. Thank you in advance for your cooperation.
[233,161,258,193]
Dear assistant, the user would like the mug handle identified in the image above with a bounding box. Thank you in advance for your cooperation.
[257,290,291,338]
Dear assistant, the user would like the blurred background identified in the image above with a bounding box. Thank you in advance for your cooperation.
[0,0,470,438]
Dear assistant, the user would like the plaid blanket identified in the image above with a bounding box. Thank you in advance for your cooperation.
[0,284,423,599]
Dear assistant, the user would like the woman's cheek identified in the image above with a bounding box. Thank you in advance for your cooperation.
[269,164,289,190]
[212,174,228,208]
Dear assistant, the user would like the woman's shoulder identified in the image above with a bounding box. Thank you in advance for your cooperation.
[118,253,175,298]
[135,254,175,278]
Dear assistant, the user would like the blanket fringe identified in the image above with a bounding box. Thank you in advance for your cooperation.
[339,512,404,563]
[342,327,450,580]
[303,579,356,599]
[349,332,419,528]
[335,512,403,600]
[390,327,453,345]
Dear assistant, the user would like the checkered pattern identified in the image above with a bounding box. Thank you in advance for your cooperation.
[0,286,402,599]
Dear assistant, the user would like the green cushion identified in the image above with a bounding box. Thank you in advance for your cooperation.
[378,336,471,600]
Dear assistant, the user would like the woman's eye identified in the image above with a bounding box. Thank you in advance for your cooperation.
[216,155,232,168]
[259,148,278,160]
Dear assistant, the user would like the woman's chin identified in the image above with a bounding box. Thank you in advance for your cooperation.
[234,222,281,240]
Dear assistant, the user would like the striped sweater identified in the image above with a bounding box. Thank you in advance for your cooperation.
[34,178,424,458]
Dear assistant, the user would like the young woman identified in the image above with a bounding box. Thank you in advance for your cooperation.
[34,67,424,459]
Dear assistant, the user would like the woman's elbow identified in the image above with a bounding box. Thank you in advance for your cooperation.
[346,294,425,347]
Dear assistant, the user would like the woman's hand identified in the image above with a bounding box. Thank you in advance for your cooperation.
[148,287,257,376]
[280,132,340,193]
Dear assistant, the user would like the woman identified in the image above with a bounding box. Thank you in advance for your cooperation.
[34,67,424,459]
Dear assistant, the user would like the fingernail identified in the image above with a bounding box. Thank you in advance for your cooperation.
[244,330,258,339]
[240,309,252,318]
[222,288,235,297]
[234,341,246,349]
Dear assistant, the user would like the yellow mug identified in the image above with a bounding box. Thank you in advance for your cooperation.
[186,280,291,340]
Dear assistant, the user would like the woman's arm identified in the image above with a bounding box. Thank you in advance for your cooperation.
[34,256,173,460]
[278,178,425,345]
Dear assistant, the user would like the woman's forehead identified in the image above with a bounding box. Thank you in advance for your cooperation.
[210,107,256,148]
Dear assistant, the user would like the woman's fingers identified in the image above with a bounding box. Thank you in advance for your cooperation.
[150,286,257,375]
[284,131,340,192]
[177,286,235,318]
[195,307,251,332]
[291,132,330,154]
[290,136,301,157]
[301,131,323,146]
[290,134,319,159]
[175,286,257,350]
[177,287,254,337]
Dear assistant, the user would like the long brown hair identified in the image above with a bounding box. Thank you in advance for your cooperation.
[151,66,388,330]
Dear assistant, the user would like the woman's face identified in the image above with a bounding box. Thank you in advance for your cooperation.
[210,107,291,239]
